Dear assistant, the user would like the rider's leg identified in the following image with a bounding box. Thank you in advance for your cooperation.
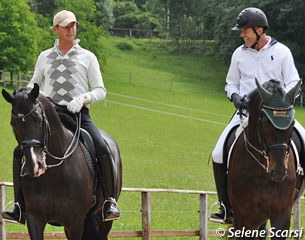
[209,116,239,224]
[80,108,120,221]
[1,147,25,224]
[210,161,233,224]
[96,154,120,221]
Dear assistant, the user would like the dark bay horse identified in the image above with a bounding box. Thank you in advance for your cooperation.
[228,79,304,237]
[2,84,122,240]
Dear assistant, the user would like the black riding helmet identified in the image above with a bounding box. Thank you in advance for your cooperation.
[232,7,268,31]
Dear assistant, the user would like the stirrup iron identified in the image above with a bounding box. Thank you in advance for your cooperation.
[209,201,228,224]
[2,201,24,224]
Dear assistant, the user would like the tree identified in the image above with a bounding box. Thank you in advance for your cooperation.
[0,0,39,72]
[95,0,115,28]
[203,0,305,77]
[264,0,305,78]
[29,0,56,15]
[113,1,141,29]
[113,0,160,37]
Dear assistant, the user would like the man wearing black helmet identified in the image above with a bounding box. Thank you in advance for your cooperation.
[209,7,305,224]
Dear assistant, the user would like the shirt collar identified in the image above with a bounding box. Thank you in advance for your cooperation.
[241,36,277,50]
[54,39,80,56]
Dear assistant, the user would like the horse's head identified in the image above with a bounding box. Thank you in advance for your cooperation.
[251,79,300,182]
[2,83,49,177]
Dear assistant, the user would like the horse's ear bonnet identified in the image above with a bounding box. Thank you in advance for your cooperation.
[256,79,300,130]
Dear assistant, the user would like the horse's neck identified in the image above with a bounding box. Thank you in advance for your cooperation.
[44,105,72,154]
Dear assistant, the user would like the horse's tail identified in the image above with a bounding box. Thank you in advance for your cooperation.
[82,211,113,240]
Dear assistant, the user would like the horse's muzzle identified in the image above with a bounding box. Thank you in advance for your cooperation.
[270,168,288,182]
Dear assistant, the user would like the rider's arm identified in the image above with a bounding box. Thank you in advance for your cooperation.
[281,46,301,93]
[86,53,107,104]
[225,50,241,100]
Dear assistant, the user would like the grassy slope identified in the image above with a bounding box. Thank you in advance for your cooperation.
[98,37,230,190]
[1,36,305,238]
[92,38,233,236]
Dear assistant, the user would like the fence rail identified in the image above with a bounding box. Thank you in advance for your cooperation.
[0,182,304,239]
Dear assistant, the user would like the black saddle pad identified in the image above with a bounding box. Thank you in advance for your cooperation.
[223,126,238,169]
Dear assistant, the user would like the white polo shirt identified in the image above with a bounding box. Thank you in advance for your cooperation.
[225,37,300,100]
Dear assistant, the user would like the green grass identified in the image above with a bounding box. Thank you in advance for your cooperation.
[100,37,227,95]
[1,37,305,239]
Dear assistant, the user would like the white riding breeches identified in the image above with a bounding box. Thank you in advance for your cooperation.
[212,112,305,164]
[212,112,242,164]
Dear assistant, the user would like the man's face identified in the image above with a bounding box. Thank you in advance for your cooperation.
[240,27,262,47]
[53,22,77,42]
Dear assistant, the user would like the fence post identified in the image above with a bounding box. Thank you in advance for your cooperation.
[141,192,151,240]
[0,184,7,240]
[199,194,208,240]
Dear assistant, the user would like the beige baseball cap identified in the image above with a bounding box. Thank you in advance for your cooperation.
[53,10,78,27]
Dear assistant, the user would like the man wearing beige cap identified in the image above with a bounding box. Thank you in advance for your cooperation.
[2,10,120,223]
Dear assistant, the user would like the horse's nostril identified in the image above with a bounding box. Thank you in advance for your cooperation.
[270,168,287,182]
[38,161,43,169]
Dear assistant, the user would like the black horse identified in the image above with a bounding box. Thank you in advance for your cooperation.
[228,79,304,238]
[2,84,122,240]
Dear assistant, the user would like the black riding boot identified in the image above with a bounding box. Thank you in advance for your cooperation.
[1,147,25,224]
[209,162,233,224]
[97,155,120,221]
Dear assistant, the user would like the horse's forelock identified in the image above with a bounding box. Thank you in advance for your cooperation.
[248,80,285,108]
[262,80,285,95]
[13,87,34,113]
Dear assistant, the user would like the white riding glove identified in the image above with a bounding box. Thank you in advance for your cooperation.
[67,93,91,114]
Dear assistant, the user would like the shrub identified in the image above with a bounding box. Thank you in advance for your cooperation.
[116,42,134,51]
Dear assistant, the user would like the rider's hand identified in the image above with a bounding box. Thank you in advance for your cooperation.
[231,93,246,109]
[67,93,91,114]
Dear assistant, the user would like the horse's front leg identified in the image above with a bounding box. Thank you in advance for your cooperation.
[270,209,293,240]
[233,214,268,240]
[27,214,46,240]
[64,218,85,240]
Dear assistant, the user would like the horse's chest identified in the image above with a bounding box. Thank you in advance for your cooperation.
[232,178,294,210]
[21,175,93,210]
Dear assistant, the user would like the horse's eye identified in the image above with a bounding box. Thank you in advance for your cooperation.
[262,116,270,126]
[32,112,43,125]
